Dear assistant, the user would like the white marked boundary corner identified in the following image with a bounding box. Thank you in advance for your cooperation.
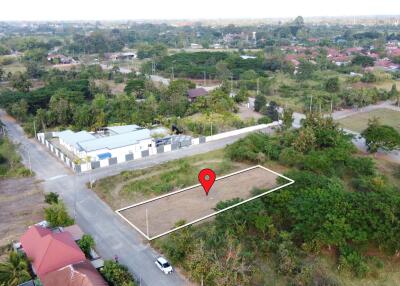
[115,165,294,241]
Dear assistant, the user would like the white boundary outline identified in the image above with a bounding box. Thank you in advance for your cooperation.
[115,165,294,240]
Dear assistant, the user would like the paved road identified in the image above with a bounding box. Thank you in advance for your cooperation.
[0,109,275,286]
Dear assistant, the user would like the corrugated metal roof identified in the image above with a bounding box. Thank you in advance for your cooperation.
[77,129,151,152]
[57,130,95,148]
[106,125,141,135]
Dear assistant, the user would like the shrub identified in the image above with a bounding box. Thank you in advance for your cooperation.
[257,116,272,124]
[225,133,270,162]
[101,260,136,286]
[44,192,59,204]
[78,234,95,258]
[339,246,369,277]
[44,201,74,227]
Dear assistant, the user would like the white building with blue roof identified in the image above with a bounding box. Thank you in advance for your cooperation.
[56,125,153,161]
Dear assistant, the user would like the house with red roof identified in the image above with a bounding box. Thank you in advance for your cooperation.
[20,226,86,279]
[41,260,108,286]
[19,225,107,286]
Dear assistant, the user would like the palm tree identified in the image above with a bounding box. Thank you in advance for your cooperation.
[0,251,31,286]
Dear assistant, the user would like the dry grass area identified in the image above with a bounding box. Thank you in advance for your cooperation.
[120,166,279,238]
[93,150,250,210]
[0,178,45,247]
[337,108,400,133]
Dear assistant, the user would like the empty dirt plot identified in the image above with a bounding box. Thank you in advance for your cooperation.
[117,166,293,240]
[0,178,45,247]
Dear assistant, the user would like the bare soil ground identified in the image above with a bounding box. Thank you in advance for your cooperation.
[120,166,279,238]
[0,178,45,247]
[237,103,263,120]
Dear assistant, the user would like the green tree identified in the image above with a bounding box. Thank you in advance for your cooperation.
[73,104,93,130]
[25,61,45,79]
[0,252,31,286]
[264,101,279,121]
[389,84,399,107]
[254,94,266,112]
[324,77,340,93]
[159,80,191,117]
[10,73,32,93]
[101,260,136,286]
[10,100,28,121]
[44,192,59,204]
[234,88,249,103]
[282,108,294,130]
[352,55,375,67]
[124,79,145,97]
[78,234,95,257]
[362,119,400,152]
[44,201,74,227]
[292,127,316,153]
[216,61,231,81]
[296,59,315,80]
[0,67,4,82]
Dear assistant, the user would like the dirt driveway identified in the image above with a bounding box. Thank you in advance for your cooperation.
[120,166,278,238]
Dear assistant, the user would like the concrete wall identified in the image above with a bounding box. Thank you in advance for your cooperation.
[205,122,280,142]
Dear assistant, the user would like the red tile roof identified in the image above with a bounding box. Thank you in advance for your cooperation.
[20,226,85,279]
[41,260,107,286]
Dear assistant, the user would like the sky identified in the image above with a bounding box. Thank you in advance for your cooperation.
[1,0,399,21]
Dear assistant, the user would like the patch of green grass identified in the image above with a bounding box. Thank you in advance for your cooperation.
[0,136,31,178]
[121,158,235,197]
[93,149,245,208]
[337,108,400,133]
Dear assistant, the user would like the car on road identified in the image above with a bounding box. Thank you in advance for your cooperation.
[155,257,173,274]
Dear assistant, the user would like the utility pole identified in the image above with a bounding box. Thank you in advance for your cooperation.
[230,75,233,94]
[203,71,206,86]
[171,66,174,80]
[330,98,333,114]
[309,95,313,113]
[146,208,149,238]
[26,147,32,175]
[151,60,156,75]
[74,170,77,220]
[33,120,37,139]
[257,78,260,95]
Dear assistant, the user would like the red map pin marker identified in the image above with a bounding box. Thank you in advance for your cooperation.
[198,168,216,196]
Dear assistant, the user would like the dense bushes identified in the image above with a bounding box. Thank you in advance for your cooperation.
[44,201,74,228]
[0,137,31,178]
[160,114,400,285]
[101,260,137,286]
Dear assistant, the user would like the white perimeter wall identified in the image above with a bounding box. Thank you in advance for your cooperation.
[206,122,280,142]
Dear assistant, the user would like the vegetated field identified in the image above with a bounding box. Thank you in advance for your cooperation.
[0,135,31,178]
[93,150,242,209]
[0,178,45,247]
[119,166,280,238]
[93,149,288,210]
[337,108,400,133]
